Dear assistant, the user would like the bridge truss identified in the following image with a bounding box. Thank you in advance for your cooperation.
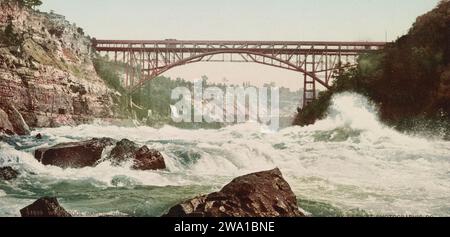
[93,39,385,107]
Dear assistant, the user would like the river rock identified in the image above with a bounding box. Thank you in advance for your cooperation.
[34,138,166,170]
[34,138,115,169]
[35,133,43,139]
[0,166,19,181]
[20,197,72,217]
[132,145,166,170]
[110,139,166,170]
[163,168,305,217]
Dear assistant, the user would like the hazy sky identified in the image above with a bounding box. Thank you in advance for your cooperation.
[40,0,440,89]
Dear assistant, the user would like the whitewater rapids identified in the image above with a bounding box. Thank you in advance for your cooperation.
[0,92,449,217]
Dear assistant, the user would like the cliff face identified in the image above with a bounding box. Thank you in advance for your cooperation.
[0,2,122,132]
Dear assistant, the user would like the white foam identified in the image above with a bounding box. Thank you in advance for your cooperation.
[1,92,449,216]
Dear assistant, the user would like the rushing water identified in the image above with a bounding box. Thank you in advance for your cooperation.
[0,92,449,217]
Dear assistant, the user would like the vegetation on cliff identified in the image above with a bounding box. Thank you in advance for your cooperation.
[132,76,228,128]
[92,55,132,119]
[93,55,126,94]
[2,0,42,9]
[294,0,450,137]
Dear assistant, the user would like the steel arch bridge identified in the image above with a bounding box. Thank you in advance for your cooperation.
[92,39,385,107]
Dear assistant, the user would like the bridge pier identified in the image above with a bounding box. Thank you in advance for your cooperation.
[303,74,317,107]
[302,53,317,107]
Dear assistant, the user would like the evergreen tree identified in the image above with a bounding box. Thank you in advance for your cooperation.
[9,0,43,8]
[23,0,43,8]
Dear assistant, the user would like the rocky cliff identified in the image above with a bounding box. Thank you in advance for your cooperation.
[0,1,123,133]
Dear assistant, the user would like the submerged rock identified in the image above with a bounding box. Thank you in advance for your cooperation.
[110,139,166,170]
[163,168,305,217]
[132,145,166,170]
[34,138,166,170]
[109,139,138,164]
[0,166,19,181]
[34,138,115,169]
[20,197,72,217]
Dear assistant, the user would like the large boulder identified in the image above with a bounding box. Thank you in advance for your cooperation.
[110,139,166,170]
[0,166,19,181]
[20,197,72,217]
[163,168,305,217]
[34,138,166,170]
[34,138,115,169]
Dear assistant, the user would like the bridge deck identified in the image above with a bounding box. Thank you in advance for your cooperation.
[93,39,386,55]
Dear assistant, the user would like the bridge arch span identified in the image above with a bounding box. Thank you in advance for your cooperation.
[133,49,330,93]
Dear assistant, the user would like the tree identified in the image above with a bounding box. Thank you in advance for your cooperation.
[24,0,43,8]
[12,0,43,8]
[2,16,20,46]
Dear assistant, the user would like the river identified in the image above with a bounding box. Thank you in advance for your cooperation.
[0,92,449,217]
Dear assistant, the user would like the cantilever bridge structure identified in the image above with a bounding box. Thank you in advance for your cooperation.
[92,39,386,107]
